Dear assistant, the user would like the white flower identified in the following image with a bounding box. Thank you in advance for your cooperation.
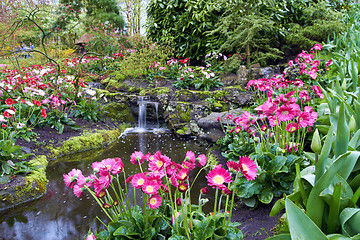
[7,109,15,115]
[16,123,25,129]
[104,97,108,102]
[0,115,7,122]
[210,73,215,78]
[26,101,34,107]
[85,89,96,96]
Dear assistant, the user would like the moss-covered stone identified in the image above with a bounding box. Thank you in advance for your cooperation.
[49,128,123,158]
[101,102,134,122]
[0,155,48,210]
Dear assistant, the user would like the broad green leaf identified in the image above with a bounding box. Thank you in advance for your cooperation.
[307,152,351,228]
[268,156,287,172]
[340,208,360,237]
[168,235,187,240]
[266,234,291,240]
[316,125,335,182]
[286,198,327,240]
[335,103,349,158]
[258,188,273,204]
[194,217,215,239]
[242,196,257,208]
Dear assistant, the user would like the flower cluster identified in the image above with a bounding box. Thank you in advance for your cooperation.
[64,151,257,239]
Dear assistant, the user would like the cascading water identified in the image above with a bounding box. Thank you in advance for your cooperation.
[137,96,160,130]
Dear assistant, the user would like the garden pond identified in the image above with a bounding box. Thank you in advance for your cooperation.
[0,128,208,240]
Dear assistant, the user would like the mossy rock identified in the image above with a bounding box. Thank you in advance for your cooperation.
[0,155,48,210]
[101,102,134,122]
[49,128,122,158]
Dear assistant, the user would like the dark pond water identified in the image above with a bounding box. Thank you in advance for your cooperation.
[0,128,209,240]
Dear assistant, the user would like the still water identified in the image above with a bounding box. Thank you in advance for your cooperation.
[0,128,208,240]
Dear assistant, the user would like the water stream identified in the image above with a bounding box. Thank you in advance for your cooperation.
[0,99,209,240]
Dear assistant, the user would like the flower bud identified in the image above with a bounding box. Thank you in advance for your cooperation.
[349,115,356,133]
[311,129,322,154]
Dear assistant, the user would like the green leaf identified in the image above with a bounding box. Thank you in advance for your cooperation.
[335,103,350,158]
[168,235,187,240]
[266,234,291,240]
[268,156,287,172]
[0,175,11,184]
[258,188,273,204]
[286,198,327,240]
[194,217,215,239]
[340,208,360,237]
[307,152,351,229]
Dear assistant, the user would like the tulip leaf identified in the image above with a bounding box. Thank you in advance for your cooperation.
[266,234,291,239]
[340,208,360,237]
[335,103,350,159]
[285,198,327,240]
[307,152,351,228]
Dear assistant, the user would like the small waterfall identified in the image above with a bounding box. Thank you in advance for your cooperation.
[138,96,148,129]
[137,96,160,130]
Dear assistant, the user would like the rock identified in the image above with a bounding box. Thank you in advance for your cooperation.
[197,109,244,142]
[0,156,48,210]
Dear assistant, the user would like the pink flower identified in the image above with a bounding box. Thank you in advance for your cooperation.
[148,195,162,209]
[130,151,145,165]
[286,122,298,133]
[313,43,322,51]
[73,185,84,198]
[178,182,188,192]
[206,165,232,189]
[86,233,97,240]
[239,156,257,181]
[63,169,82,188]
[185,151,196,162]
[254,101,278,116]
[299,90,310,103]
[308,70,317,80]
[149,151,171,171]
[111,158,124,174]
[298,111,317,128]
[227,161,240,173]
[326,59,333,67]
[196,154,207,167]
[142,180,160,195]
[285,142,301,153]
[176,168,189,181]
[312,85,324,99]
[97,170,112,189]
[275,105,297,122]
[165,162,178,176]
[288,60,293,67]
[312,60,320,67]
[201,187,209,194]
[131,173,147,189]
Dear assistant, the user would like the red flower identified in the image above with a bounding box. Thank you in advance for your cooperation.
[148,195,162,209]
[41,108,47,119]
[5,98,14,106]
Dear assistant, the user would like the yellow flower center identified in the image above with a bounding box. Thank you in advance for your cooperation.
[146,186,154,192]
[156,160,163,167]
[137,179,144,185]
[241,164,249,174]
[282,111,289,116]
[213,175,224,185]
[150,198,157,205]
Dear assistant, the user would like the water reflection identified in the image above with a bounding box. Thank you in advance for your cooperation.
[0,130,208,240]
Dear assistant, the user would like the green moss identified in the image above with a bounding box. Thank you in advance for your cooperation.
[101,102,134,122]
[1,156,48,209]
[50,129,121,158]
[149,87,170,95]
[176,126,188,135]
[180,107,191,122]
[225,85,246,92]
